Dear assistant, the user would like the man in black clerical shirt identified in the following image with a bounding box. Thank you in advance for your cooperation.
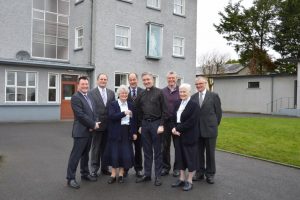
[135,72,168,186]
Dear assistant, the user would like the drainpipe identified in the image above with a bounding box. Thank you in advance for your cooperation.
[89,0,95,87]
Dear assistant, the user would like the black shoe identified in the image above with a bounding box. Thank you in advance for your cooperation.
[135,170,143,178]
[136,176,151,183]
[192,173,204,181]
[172,170,180,177]
[67,179,80,189]
[206,176,215,184]
[161,169,169,176]
[90,172,99,178]
[183,181,193,191]
[102,170,111,176]
[171,179,185,187]
[81,174,97,182]
[118,176,124,183]
[154,177,162,186]
[107,176,116,184]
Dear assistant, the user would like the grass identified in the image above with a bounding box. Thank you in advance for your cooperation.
[217,117,300,167]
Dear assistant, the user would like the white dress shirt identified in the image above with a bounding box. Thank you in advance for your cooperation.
[176,97,191,123]
[118,99,130,125]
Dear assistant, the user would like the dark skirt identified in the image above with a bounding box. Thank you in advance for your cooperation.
[174,137,198,172]
[103,125,134,169]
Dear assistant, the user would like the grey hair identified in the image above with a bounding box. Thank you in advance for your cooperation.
[179,83,192,94]
[141,72,153,78]
[195,76,208,83]
[166,71,177,78]
[117,85,129,95]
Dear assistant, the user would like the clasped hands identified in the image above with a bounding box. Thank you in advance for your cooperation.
[172,127,181,136]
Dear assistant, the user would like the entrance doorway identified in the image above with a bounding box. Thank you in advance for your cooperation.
[61,74,78,120]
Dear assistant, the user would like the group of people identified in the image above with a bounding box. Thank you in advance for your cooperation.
[66,71,222,192]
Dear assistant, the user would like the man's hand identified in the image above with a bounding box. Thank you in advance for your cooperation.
[157,125,164,134]
[94,122,101,129]
[133,134,137,141]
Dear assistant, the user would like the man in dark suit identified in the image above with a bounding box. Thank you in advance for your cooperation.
[124,72,144,177]
[66,76,98,189]
[191,76,222,184]
[89,73,116,177]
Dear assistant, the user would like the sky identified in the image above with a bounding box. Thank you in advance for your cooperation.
[196,0,254,65]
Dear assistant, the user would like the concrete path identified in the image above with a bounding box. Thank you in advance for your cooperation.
[0,121,299,200]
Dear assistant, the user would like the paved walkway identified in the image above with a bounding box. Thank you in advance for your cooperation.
[0,121,299,200]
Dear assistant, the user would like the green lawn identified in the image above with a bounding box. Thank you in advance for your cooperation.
[217,117,300,167]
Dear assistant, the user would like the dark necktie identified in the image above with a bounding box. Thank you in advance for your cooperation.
[84,94,93,111]
[132,88,137,101]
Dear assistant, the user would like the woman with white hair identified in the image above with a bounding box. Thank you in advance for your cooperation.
[104,85,137,184]
[171,83,200,191]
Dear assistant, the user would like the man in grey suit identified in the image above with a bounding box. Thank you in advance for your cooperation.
[191,76,222,184]
[89,73,116,177]
[66,76,98,189]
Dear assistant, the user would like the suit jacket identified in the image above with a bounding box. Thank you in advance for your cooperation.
[71,92,97,138]
[127,87,144,104]
[191,91,222,138]
[107,100,137,141]
[173,99,200,145]
[89,87,116,132]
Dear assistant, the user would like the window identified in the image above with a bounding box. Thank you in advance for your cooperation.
[48,73,59,102]
[173,36,185,57]
[147,0,161,9]
[115,25,131,49]
[176,77,183,85]
[153,75,159,87]
[174,0,185,16]
[146,22,163,59]
[75,26,83,49]
[115,73,129,93]
[6,71,37,102]
[32,0,70,60]
[248,82,260,88]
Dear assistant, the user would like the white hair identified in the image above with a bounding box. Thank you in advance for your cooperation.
[117,85,129,95]
[179,83,191,94]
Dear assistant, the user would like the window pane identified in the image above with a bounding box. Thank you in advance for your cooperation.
[28,73,36,86]
[48,89,56,101]
[6,87,15,101]
[33,0,44,10]
[57,38,68,46]
[49,75,56,87]
[78,29,83,37]
[32,42,45,57]
[45,22,57,36]
[27,88,36,101]
[33,10,44,20]
[57,46,68,59]
[58,24,68,38]
[33,34,44,43]
[78,38,83,47]
[45,35,56,45]
[120,75,127,85]
[17,72,26,86]
[45,12,57,22]
[33,20,45,35]
[58,15,68,24]
[46,0,57,13]
[147,24,162,57]
[7,72,15,85]
[45,44,56,58]
[58,0,69,15]
[115,74,121,86]
[17,88,26,101]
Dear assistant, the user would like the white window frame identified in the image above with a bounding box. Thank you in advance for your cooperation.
[147,0,161,10]
[173,36,185,57]
[146,22,164,59]
[173,0,185,16]
[48,73,60,103]
[153,75,159,87]
[5,70,38,103]
[114,72,129,94]
[115,25,131,50]
[75,26,83,50]
[32,0,70,61]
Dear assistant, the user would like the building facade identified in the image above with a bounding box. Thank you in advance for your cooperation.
[0,0,197,122]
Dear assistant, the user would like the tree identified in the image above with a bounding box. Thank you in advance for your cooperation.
[197,52,229,90]
[272,0,300,73]
[214,0,279,74]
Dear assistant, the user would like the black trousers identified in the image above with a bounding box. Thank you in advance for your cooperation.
[133,133,143,171]
[197,137,217,177]
[66,136,92,180]
[141,120,162,177]
[162,121,177,171]
[90,131,109,173]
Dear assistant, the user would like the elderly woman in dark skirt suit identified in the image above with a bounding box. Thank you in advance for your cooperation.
[171,83,200,191]
[104,85,137,184]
